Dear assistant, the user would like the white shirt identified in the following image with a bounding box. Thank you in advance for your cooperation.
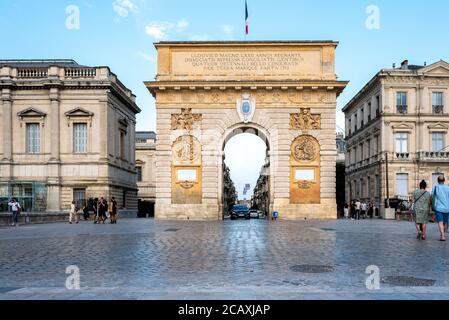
[355,202,361,210]
[70,204,76,214]
[8,202,21,212]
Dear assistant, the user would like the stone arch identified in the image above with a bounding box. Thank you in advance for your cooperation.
[218,122,273,217]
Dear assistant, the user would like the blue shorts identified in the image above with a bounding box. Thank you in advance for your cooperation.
[436,211,449,224]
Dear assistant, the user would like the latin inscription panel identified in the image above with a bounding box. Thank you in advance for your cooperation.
[171,50,322,79]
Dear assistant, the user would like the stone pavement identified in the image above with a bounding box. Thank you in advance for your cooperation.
[0,218,448,300]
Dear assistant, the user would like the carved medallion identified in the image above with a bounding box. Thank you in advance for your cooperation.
[292,136,319,162]
[171,108,202,131]
[172,135,201,165]
[290,108,321,131]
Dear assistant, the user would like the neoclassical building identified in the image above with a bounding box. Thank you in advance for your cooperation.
[135,131,156,217]
[344,60,449,218]
[146,41,347,220]
[0,60,140,216]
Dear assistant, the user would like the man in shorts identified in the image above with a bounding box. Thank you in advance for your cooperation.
[432,176,449,241]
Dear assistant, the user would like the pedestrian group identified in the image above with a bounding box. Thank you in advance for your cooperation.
[69,197,119,225]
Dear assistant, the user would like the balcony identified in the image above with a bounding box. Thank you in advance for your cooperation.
[433,105,444,114]
[418,151,449,161]
[396,105,408,114]
[395,152,410,160]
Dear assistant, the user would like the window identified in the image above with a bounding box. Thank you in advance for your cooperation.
[355,180,360,197]
[348,119,352,135]
[367,140,371,159]
[354,114,358,131]
[375,96,380,117]
[367,176,372,197]
[375,175,380,197]
[361,108,365,127]
[73,123,88,153]
[432,92,444,114]
[396,173,409,197]
[73,188,86,208]
[368,103,372,122]
[120,131,126,159]
[137,166,143,182]
[395,133,408,153]
[432,132,445,152]
[396,92,408,114]
[26,123,40,154]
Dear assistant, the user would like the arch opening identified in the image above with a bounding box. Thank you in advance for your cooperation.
[221,125,271,220]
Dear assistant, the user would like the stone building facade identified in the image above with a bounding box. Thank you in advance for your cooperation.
[251,157,270,216]
[145,41,347,220]
[136,131,156,217]
[343,60,449,218]
[0,60,140,216]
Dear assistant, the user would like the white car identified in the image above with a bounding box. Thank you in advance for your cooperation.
[249,210,261,219]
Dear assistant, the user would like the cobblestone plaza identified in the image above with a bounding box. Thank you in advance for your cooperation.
[0,219,448,300]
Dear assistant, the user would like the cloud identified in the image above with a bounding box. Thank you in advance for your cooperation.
[144,19,190,40]
[113,0,138,18]
[137,51,156,63]
[222,25,234,36]
[145,22,175,39]
[177,20,189,30]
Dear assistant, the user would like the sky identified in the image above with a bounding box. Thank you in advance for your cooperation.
[1,0,449,198]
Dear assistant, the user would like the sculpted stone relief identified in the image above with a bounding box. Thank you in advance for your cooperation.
[171,108,202,131]
[172,135,201,165]
[290,108,321,131]
[291,135,320,163]
[158,90,332,105]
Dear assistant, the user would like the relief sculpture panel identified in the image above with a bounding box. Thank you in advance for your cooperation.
[290,135,321,204]
[172,135,202,204]
[290,108,321,131]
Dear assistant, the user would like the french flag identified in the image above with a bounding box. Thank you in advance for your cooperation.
[245,0,249,35]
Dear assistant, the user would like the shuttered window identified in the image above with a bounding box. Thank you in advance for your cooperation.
[26,123,40,154]
[73,123,87,153]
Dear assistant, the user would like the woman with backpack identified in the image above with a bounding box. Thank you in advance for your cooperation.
[412,180,431,240]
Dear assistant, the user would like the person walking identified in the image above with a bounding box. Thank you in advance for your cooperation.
[361,202,367,219]
[412,180,431,240]
[92,198,98,224]
[69,201,79,224]
[368,202,374,219]
[350,200,356,220]
[109,197,118,224]
[355,199,361,220]
[8,198,21,227]
[98,197,107,224]
[82,203,90,221]
[344,203,349,219]
[431,176,449,241]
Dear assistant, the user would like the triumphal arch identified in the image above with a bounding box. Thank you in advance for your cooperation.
[145,41,347,220]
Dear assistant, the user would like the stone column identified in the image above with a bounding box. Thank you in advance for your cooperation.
[2,89,12,162]
[1,88,12,180]
[49,88,60,161]
[99,98,109,161]
[47,87,61,211]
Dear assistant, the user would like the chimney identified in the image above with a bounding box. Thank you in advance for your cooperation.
[401,59,409,69]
